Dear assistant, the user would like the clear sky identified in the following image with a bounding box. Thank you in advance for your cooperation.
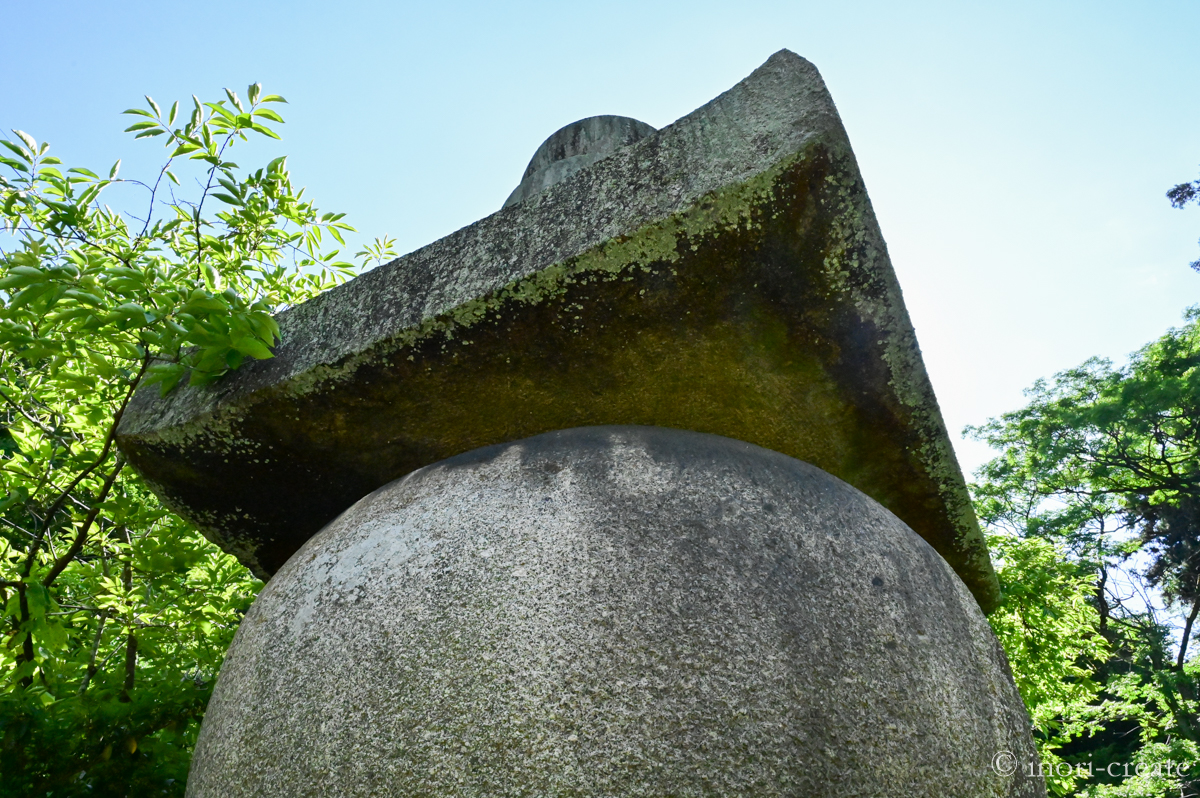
[3,0,1198,475]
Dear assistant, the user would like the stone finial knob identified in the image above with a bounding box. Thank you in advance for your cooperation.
[503,115,657,208]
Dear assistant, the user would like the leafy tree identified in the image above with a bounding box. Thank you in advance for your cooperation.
[0,85,389,794]
[971,308,1200,632]
[987,533,1107,796]
[1169,170,1200,272]
[971,309,1200,797]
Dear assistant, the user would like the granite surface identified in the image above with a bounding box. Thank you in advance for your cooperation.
[187,427,1041,797]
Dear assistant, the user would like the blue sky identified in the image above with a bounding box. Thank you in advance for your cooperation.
[3,0,1198,473]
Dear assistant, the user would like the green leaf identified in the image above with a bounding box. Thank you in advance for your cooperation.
[39,619,68,649]
[108,159,121,180]
[168,100,179,126]
[0,265,47,290]
[122,108,154,117]
[250,123,281,140]
[13,129,37,152]
[145,95,162,117]
[252,108,285,123]
[1,139,31,162]
[77,184,103,207]
[232,336,273,359]
[259,94,288,104]
[146,362,188,395]
[182,294,228,313]
[8,282,55,310]
[110,301,152,323]
[248,83,262,105]
[10,659,34,685]
[67,167,100,179]
[205,102,236,123]
[25,582,50,621]
[60,289,106,306]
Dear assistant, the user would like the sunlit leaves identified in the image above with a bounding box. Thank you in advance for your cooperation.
[356,234,399,268]
[968,310,1200,571]
[0,84,383,794]
[972,309,1200,797]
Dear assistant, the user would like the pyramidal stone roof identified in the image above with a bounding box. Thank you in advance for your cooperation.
[116,50,1002,613]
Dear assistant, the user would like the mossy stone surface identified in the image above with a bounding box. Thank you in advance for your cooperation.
[186,427,1042,797]
[116,50,1000,612]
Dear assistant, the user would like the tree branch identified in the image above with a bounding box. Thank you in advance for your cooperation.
[40,455,125,588]
[78,609,108,696]
[1178,599,1200,670]
[22,355,148,577]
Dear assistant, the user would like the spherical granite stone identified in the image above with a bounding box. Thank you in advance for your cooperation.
[187,426,1044,797]
[502,115,656,207]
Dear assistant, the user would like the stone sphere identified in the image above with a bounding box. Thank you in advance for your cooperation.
[502,115,656,207]
[187,426,1043,797]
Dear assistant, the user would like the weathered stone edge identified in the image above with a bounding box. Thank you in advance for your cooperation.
[115,51,1000,612]
[118,49,847,437]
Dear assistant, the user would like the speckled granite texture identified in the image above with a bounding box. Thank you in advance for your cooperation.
[187,427,1043,797]
[503,115,658,207]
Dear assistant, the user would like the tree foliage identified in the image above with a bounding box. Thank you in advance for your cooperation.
[0,85,387,794]
[1169,169,1200,272]
[973,308,1200,797]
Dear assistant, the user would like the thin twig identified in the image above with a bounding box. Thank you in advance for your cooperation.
[21,355,148,576]
[41,455,125,588]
